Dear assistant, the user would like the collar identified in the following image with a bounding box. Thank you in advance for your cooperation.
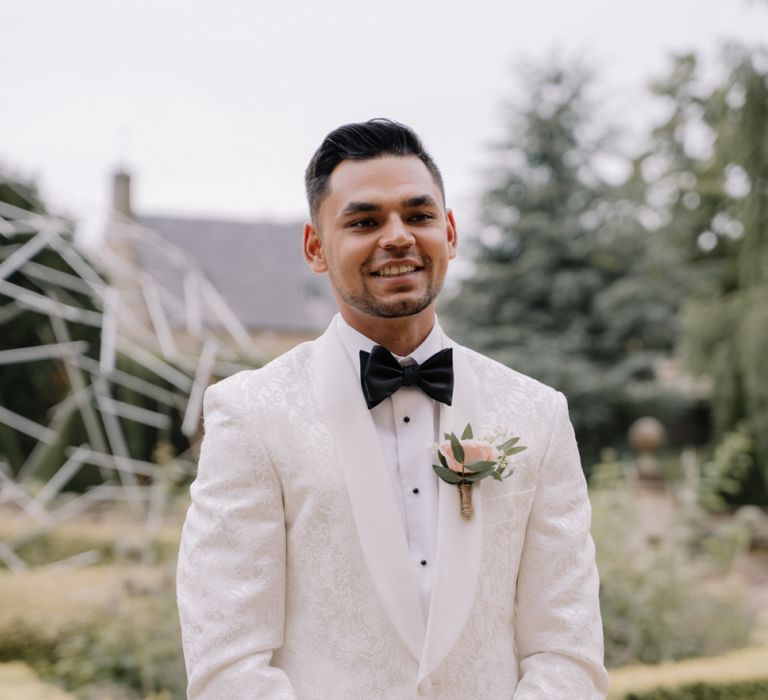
[334,313,445,370]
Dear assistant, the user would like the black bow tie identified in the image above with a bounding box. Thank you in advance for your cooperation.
[359,345,453,409]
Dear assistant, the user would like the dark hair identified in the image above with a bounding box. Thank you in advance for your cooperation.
[305,118,445,220]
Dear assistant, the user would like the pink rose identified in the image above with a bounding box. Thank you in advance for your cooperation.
[440,439,500,473]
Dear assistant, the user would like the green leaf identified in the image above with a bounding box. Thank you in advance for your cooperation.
[489,471,504,481]
[461,423,473,440]
[433,464,463,484]
[499,436,520,452]
[464,460,496,473]
[437,450,449,469]
[465,471,492,483]
[448,431,465,464]
[504,445,527,456]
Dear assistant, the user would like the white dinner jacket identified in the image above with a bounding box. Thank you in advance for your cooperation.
[177,321,609,699]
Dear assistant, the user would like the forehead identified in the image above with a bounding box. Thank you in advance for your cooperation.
[322,155,442,216]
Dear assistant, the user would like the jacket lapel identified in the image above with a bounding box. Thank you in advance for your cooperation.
[314,324,425,661]
[419,338,484,683]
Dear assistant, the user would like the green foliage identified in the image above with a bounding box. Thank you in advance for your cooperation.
[590,448,626,489]
[0,620,58,664]
[6,528,180,569]
[592,478,753,667]
[0,589,186,698]
[646,46,768,504]
[0,172,46,214]
[0,171,189,489]
[443,59,693,467]
[699,423,766,509]
[624,679,768,700]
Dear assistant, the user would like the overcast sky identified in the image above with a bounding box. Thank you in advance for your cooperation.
[2,0,767,240]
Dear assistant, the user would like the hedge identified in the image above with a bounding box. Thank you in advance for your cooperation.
[624,679,768,699]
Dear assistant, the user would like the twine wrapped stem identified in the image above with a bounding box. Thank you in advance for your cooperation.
[459,482,473,520]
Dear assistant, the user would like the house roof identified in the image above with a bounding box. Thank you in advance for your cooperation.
[136,215,337,333]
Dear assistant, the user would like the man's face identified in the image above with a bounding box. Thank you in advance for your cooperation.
[303,155,457,326]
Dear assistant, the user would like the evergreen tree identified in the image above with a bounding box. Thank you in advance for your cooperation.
[0,172,103,481]
[443,61,689,469]
[1,172,188,488]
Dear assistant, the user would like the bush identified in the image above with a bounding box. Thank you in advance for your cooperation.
[0,577,186,698]
[591,464,754,667]
[624,679,768,699]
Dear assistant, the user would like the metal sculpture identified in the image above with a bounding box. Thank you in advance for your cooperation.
[0,199,260,571]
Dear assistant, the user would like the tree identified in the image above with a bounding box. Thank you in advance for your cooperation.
[0,172,102,480]
[0,172,186,489]
[646,47,768,504]
[443,60,691,468]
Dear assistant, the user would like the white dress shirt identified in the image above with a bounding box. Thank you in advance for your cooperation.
[335,314,442,618]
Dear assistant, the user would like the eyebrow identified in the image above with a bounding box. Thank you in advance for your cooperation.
[403,194,439,209]
[339,194,439,218]
[340,201,381,217]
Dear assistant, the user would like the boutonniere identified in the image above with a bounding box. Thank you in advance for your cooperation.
[433,423,527,520]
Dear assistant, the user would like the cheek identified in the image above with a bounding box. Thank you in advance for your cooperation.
[338,240,374,268]
[327,243,367,282]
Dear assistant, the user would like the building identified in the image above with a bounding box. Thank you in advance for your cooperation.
[102,170,336,360]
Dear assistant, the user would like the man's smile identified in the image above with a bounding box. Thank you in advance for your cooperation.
[371,264,422,278]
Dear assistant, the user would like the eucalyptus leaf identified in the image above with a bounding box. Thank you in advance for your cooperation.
[465,471,492,483]
[499,436,520,452]
[433,464,463,484]
[461,423,473,440]
[464,460,496,473]
[437,450,449,469]
[504,445,527,456]
[448,431,465,464]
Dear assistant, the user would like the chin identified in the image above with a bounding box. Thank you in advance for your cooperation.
[369,296,434,319]
[338,282,439,321]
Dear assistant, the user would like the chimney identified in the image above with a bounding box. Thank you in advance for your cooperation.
[112,169,133,218]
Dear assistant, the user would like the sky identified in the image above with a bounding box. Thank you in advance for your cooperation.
[2,0,767,243]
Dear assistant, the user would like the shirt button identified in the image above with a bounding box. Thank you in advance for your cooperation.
[403,416,410,423]
[412,487,419,494]
[420,560,427,566]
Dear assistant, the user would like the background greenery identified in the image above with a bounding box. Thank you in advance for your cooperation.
[443,45,768,505]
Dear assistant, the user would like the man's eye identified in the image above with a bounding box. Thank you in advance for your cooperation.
[350,218,377,229]
[409,213,434,222]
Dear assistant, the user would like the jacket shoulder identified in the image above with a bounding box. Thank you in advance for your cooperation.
[457,343,561,405]
[205,339,318,411]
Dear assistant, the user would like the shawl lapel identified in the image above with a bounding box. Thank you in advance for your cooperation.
[418,337,484,683]
[314,324,425,661]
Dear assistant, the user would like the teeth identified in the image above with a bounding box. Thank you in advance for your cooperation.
[378,265,416,277]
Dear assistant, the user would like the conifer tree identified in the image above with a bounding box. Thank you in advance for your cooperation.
[443,61,688,467]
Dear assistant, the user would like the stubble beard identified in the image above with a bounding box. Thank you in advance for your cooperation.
[329,261,442,319]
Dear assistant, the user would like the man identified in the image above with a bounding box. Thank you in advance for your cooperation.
[177,119,609,699]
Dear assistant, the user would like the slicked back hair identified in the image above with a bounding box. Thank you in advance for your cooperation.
[305,118,445,221]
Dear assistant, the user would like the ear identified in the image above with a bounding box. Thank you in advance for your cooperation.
[446,209,458,260]
[303,222,328,273]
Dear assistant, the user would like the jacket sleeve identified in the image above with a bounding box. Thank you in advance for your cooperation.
[176,380,297,699]
[512,391,610,699]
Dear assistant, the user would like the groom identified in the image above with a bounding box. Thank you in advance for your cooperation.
[177,119,609,699]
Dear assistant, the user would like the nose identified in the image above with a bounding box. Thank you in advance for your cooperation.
[379,214,414,248]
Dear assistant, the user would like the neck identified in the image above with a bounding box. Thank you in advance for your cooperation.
[341,307,436,356]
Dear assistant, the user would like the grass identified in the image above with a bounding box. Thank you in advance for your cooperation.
[0,564,176,633]
[608,644,768,698]
[0,662,73,699]
[0,507,183,568]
